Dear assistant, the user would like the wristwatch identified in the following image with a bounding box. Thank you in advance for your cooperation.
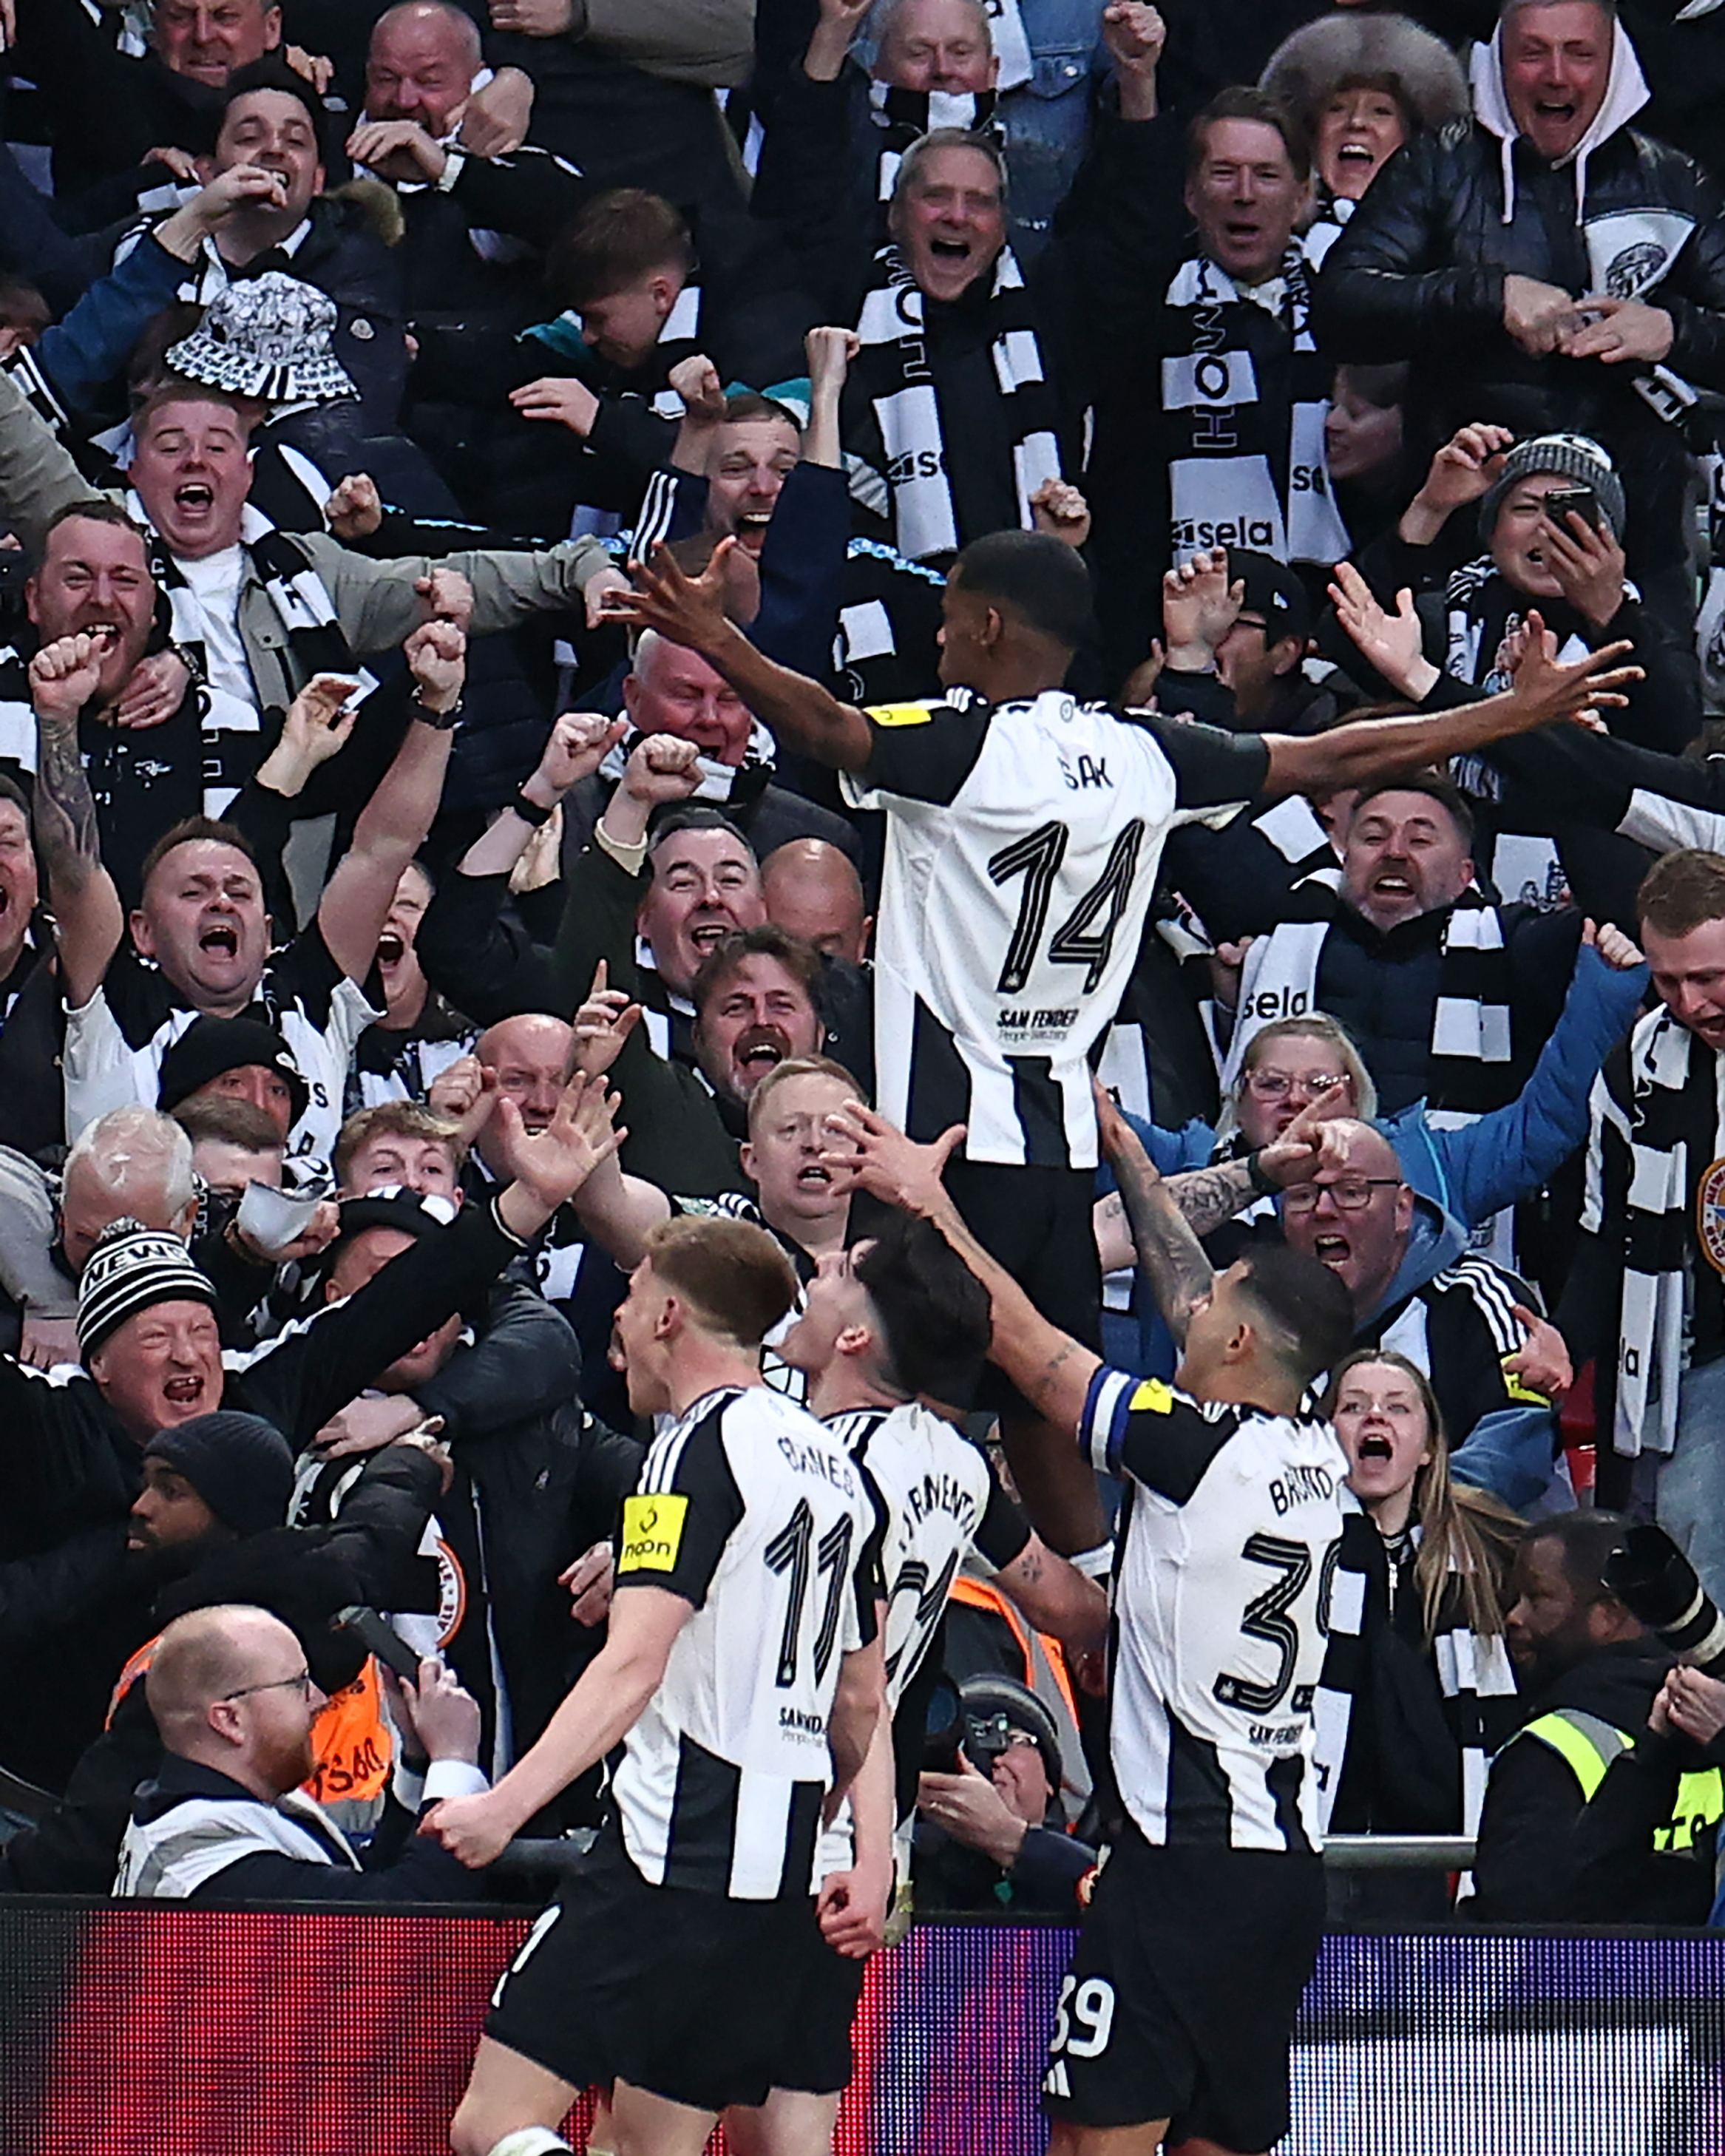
[410,688,463,730]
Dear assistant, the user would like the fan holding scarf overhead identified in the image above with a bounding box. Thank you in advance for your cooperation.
[750,0,1102,276]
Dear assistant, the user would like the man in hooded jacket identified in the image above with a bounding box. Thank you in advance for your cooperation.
[1313,0,1725,613]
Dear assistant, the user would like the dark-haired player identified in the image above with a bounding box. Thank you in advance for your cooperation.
[833,1094,1359,2156]
[424,1215,884,2156]
[622,529,1640,1554]
[728,1210,1109,2156]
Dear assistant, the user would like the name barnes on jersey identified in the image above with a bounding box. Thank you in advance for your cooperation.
[776,1431,859,1497]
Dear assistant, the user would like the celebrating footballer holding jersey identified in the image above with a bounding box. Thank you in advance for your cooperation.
[620,530,1639,1566]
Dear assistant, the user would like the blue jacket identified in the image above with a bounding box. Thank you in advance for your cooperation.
[30,232,189,411]
[1105,941,1644,1386]
[1355,1194,1556,1514]
[1379,942,1647,1229]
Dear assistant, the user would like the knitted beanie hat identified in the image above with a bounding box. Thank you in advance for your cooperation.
[145,1410,294,1536]
[78,1219,219,1360]
[1478,432,1626,543]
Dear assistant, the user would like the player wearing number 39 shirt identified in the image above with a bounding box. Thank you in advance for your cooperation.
[835,1096,1359,2156]
[619,522,1641,1553]
[424,1216,884,2156]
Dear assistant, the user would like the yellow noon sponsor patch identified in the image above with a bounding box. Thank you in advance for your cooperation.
[866,701,938,728]
[1128,1380,1176,1414]
[619,1494,689,1573]
[1499,1360,1551,1408]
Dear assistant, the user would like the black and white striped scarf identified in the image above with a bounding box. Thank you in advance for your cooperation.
[1585,1005,1722,1457]
[1311,1500,1519,1837]
[865,83,1002,199]
[135,500,364,810]
[844,243,1060,561]
[1443,556,1602,912]
[534,279,705,422]
[1159,247,1350,569]
[1223,875,1517,1116]
[597,718,776,811]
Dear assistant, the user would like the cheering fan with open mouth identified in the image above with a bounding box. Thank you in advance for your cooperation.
[1312,1346,1524,1912]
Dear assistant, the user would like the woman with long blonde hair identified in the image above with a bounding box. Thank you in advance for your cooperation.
[1314,1349,1523,1876]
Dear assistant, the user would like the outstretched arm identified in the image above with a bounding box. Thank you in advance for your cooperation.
[1262,617,1641,798]
[615,540,874,771]
[1092,1085,1215,1346]
[318,623,464,983]
[30,634,123,1011]
[824,1105,1104,1437]
[423,1584,691,1865]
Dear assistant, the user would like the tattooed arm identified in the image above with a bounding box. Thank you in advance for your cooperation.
[1097,1163,1255,1270]
[1166,1158,1261,1238]
[1094,1099,1338,1271]
[30,634,124,1011]
[1093,1087,1216,1347]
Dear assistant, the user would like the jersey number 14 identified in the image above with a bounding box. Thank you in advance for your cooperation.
[989,819,1147,996]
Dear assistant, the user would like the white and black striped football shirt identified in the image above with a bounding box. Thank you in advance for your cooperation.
[843,691,1267,1170]
[1082,1366,1345,1853]
[64,923,379,1160]
[816,1403,1032,1871]
[610,1384,879,1900]
[827,1402,1029,1704]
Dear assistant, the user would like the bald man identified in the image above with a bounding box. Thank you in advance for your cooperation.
[0,1107,197,1366]
[350,0,591,317]
[762,838,873,964]
[1278,1120,1559,1508]
[116,1604,490,1901]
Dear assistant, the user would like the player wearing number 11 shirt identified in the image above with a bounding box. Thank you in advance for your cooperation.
[424,1216,883,2156]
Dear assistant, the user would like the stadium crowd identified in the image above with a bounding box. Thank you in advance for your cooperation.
[4,0,1725,2142]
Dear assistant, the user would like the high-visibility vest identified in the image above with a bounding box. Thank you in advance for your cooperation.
[1512,1706,1725,1853]
[947,1574,1079,1724]
[106,1636,393,1809]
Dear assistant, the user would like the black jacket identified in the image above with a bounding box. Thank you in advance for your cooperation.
[1465,1638,1672,1921]
[417,1404,642,1828]
[13,0,226,194]
[912,1812,1097,1916]
[0,1198,529,1792]
[392,146,593,324]
[1314,118,1725,570]
[1290,895,1577,1117]
[294,1363,642,1830]
[0,1446,443,1894]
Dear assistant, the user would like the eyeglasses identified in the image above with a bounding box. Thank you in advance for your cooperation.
[1000,1729,1043,1752]
[1284,1176,1401,1214]
[221,1669,314,1704]
[1244,1071,1351,1104]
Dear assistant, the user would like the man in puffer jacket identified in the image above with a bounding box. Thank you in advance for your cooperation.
[1313,0,1725,617]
